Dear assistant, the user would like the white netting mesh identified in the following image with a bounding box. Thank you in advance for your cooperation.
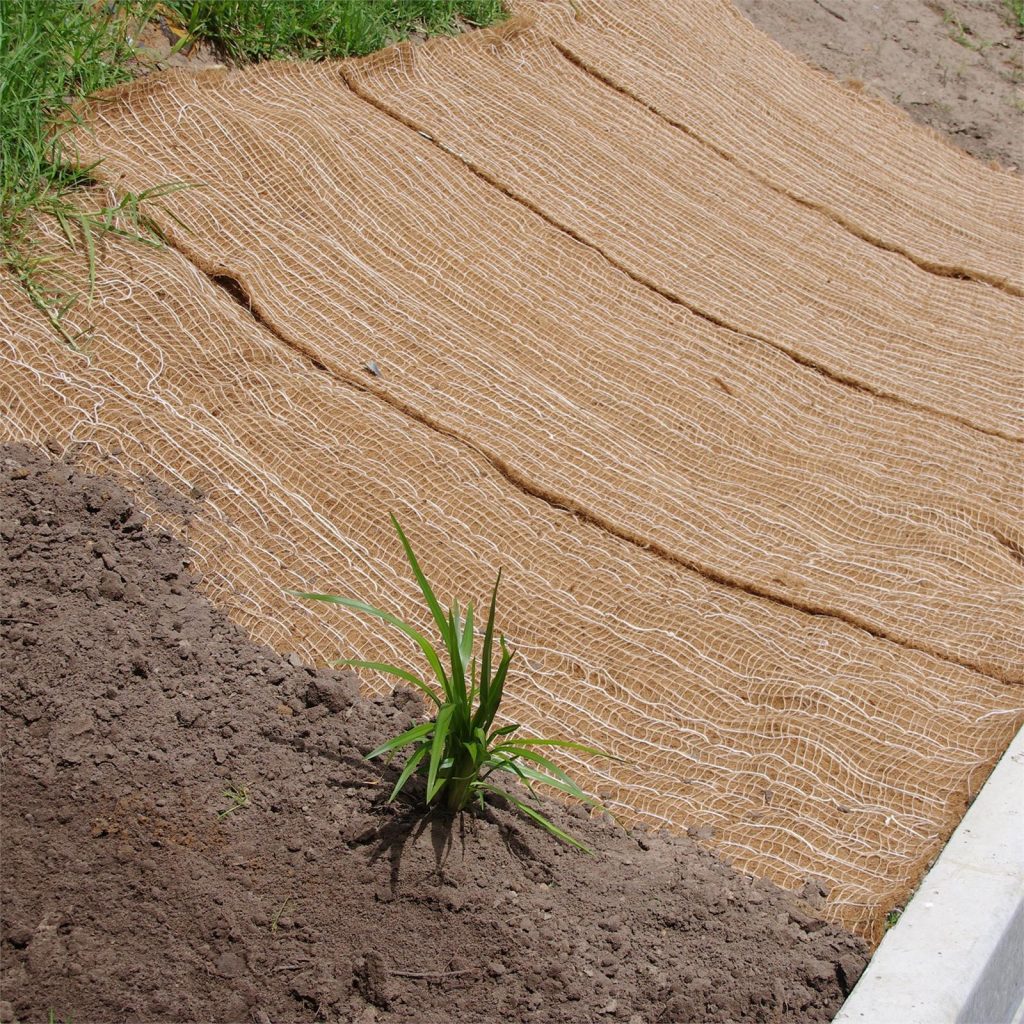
[513,0,1024,294]
[69,55,1023,682]
[2,230,1020,941]
[3,8,1021,940]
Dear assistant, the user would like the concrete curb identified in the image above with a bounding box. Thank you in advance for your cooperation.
[835,725,1024,1024]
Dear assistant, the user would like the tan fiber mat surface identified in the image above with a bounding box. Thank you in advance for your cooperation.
[343,23,1022,441]
[513,0,1024,295]
[2,243,1021,940]
[72,62,1023,682]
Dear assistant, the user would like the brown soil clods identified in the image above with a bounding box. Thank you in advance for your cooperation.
[1,445,866,1022]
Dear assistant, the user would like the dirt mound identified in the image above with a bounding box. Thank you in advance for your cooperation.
[0,444,868,1022]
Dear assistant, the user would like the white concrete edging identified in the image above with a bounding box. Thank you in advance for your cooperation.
[835,725,1024,1024]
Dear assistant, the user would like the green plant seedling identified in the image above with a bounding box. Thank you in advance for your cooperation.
[217,782,250,820]
[288,516,620,851]
[940,9,993,50]
[270,896,292,934]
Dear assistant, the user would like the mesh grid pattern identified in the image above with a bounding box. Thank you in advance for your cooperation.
[3,253,1021,941]
[342,21,1023,440]
[3,9,1022,940]
[70,58,1023,681]
[512,0,1024,294]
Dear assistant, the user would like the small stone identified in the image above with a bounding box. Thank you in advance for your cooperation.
[10,467,29,480]
[305,674,359,713]
[216,950,247,979]
[0,999,14,1022]
[66,714,93,737]
[799,877,830,909]
[357,952,392,1009]
[838,953,865,994]
[805,957,837,990]
[98,571,124,600]
[487,961,506,977]
[177,707,201,727]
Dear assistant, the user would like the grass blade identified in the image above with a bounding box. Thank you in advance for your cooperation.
[286,589,448,690]
[333,658,441,708]
[487,722,520,743]
[488,758,594,803]
[390,515,449,643]
[475,639,511,731]
[481,783,591,853]
[78,212,96,298]
[366,721,434,761]
[491,744,582,788]
[501,737,623,761]
[444,605,469,710]
[478,569,500,713]
[426,704,454,803]
[388,743,429,802]
[459,600,474,667]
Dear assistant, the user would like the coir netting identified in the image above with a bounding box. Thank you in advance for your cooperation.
[3,3,1022,941]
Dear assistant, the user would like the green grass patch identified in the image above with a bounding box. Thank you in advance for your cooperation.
[1,0,502,343]
[1006,0,1024,30]
[0,0,175,344]
[939,9,994,51]
[161,0,504,64]
[217,781,251,819]
[290,516,620,852]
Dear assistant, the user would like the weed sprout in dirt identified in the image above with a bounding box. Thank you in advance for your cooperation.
[289,515,617,850]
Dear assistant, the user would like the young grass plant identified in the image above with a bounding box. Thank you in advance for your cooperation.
[160,0,504,64]
[289,516,617,851]
[0,0,189,345]
[217,781,250,819]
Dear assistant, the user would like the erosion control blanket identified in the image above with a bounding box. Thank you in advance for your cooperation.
[4,7,1023,940]
[512,0,1024,296]
[343,21,1023,442]
[71,54,1024,683]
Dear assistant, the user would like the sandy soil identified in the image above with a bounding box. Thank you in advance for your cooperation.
[734,0,1023,169]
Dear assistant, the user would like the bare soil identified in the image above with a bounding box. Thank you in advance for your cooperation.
[0,444,867,1023]
[734,0,1024,170]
